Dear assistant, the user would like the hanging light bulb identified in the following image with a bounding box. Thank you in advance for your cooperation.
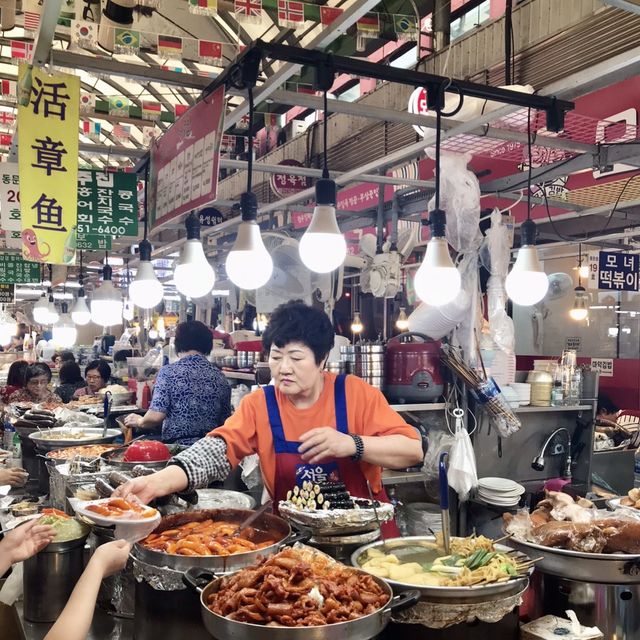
[578,264,589,280]
[130,239,163,309]
[91,264,123,327]
[351,312,363,334]
[299,90,346,273]
[412,98,460,307]
[395,307,409,331]
[505,218,549,306]
[226,195,273,290]
[414,210,461,306]
[569,286,589,321]
[52,303,77,348]
[0,308,16,346]
[225,85,273,290]
[506,108,549,307]
[174,212,216,298]
[33,292,49,325]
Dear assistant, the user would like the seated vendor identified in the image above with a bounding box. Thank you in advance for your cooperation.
[9,363,62,404]
[117,300,424,534]
[73,360,111,399]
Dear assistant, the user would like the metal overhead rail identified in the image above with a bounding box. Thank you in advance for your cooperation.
[219,40,574,132]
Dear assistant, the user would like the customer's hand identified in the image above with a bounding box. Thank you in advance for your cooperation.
[90,540,131,578]
[298,427,357,463]
[1,518,55,564]
[124,414,142,428]
[0,467,29,487]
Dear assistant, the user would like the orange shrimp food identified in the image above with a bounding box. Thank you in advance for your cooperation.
[86,498,158,519]
[140,520,277,556]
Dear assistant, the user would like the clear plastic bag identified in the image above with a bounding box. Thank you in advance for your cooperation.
[422,430,455,482]
[426,151,482,254]
[448,426,477,502]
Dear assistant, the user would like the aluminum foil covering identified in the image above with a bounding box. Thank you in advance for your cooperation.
[193,489,256,511]
[391,582,528,629]
[279,500,394,531]
[131,552,189,592]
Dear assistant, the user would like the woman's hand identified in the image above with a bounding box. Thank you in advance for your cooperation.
[1,518,55,564]
[0,467,29,487]
[90,540,131,578]
[124,414,142,428]
[298,427,356,464]
[113,466,189,504]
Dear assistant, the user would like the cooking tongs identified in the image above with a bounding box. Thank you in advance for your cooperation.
[439,451,451,555]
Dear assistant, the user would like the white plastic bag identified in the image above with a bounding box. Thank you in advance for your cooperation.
[448,427,478,502]
[426,151,482,254]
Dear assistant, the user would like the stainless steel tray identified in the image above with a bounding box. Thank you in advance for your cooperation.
[352,535,531,601]
[507,535,640,584]
[30,428,121,451]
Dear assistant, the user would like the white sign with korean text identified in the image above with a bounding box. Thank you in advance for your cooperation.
[591,358,614,378]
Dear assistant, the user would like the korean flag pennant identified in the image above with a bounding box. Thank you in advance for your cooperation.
[71,20,97,48]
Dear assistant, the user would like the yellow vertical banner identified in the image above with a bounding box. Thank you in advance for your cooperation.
[18,64,79,265]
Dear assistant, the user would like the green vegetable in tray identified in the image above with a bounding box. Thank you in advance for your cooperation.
[38,513,89,542]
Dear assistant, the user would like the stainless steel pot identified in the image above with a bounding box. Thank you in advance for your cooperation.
[183,567,419,640]
[133,508,308,573]
[30,427,121,452]
[23,534,89,623]
[508,536,640,584]
[351,536,531,601]
[99,447,170,471]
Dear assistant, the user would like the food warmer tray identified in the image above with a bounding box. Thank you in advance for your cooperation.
[351,536,532,601]
[29,428,121,451]
[507,536,640,584]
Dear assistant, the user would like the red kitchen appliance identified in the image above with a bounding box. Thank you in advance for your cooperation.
[385,332,444,403]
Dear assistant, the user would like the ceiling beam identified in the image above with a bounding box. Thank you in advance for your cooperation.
[51,50,212,90]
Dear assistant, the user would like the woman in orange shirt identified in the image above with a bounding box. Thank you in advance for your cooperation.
[117,301,423,532]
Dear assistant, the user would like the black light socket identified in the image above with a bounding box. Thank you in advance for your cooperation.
[315,178,337,206]
[103,264,113,281]
[520,217,538,246]
[139,238,153,261]
[240,191,258,221]
[429,208,447,238]
[185,212,201,240]
[61,302,69,314]
[574,285,586,294]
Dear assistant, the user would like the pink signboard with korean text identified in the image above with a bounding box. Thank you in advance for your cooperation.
[149,85,225,229]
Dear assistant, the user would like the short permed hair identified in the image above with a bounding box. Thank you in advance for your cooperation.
[25,362,52,384]
[262,300,334,365]
[85,359,112,382]
[59,362,83,385]
[175,320,213,355]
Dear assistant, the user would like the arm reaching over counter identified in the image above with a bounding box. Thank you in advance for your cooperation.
[44,540,131,640]
[0,519,55,575]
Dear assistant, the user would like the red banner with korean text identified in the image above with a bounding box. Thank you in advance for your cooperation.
[149,85,225,229]
[18,64,79,265]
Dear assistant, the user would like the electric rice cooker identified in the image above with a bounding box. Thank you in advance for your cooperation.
[385,332,444,403]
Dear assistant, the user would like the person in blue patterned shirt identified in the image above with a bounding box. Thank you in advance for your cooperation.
[123,321,232,445]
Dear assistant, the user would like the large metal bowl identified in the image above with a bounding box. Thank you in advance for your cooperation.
[133,508,308,573]
[183,567,420,640]
[98,447,170,471]
[30,427,121,451]
[507,535,640,584]
[351,535,531,601]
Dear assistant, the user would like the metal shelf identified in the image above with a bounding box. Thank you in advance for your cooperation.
[382,470,426,486]
[222,370,256,381]
[513,405,592,413]
[389,402,446,412]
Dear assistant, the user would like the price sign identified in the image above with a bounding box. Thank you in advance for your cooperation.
[0,283,15,303]
[0,253,41,283]
[565,337,581,352]
[591,358,614,377]
[270,160,312,198]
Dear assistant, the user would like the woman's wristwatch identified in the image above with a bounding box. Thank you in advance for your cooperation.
[349,433,364,461]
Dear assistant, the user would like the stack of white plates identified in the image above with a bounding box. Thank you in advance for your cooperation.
[477,477,525,507]
[509,382,531,406]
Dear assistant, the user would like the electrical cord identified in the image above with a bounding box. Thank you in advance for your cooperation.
[322,89,329,179]
[247,86,254,193]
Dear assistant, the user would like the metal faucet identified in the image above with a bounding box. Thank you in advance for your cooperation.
[531,427,572,480]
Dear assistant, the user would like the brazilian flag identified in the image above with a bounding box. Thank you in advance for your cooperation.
[114,28,141,52]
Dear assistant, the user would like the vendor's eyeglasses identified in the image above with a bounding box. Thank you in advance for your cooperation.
[86,374,103,382]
